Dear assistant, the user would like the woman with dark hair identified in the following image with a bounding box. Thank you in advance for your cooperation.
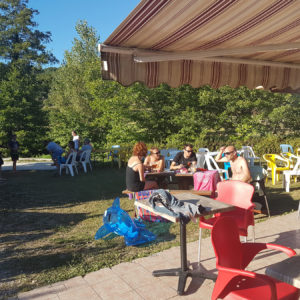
[126,142,158,192]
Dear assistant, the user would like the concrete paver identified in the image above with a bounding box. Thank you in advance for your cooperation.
[15,211,300,299]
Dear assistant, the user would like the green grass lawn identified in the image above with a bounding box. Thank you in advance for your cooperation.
[0,167,299,299]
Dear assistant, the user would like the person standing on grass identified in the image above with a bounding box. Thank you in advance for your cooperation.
[72,130,80,151]
[0,150,4,180]
[8,134,19,173]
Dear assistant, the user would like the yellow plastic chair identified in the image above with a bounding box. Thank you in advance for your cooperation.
[263,154,290,185]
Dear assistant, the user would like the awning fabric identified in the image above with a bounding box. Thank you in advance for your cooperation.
[100,0,300,92]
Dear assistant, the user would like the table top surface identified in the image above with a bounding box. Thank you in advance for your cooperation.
[145,170,174,176]
[170,189,212,196]
[266,255,300,288]
[134,191,233,223]
[175,172,195,177]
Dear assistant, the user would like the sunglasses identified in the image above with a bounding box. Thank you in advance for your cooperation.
[224,151,234,155]
[185,149,193,153]
[153,151,160,155]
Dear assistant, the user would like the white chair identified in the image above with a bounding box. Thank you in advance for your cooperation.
[205,154,228,180]
[198,147,209,153]
[59,152,78,176]
[242,146,260,166]
[78,150,92,173]
[196,148,209,168]
[281,152,298,170]
[283,155,300,192]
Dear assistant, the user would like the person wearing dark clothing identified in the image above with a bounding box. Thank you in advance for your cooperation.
[126,162,145,192]
[126,142,158,192]
[0,150,4,180]
[8,135,19,172]
[170,144,197,170]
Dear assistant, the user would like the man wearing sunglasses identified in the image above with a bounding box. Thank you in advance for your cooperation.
[215,145,251,183]
[170,143,197,171]
[144,147,165,172]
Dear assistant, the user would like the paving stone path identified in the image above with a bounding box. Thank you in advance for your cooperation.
[13,212,300,300]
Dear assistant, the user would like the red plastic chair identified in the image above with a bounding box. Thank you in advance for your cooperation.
[211,216,300,300]
[198,180,255,264]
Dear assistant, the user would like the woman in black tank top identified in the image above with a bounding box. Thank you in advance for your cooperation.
[126,162,145,192]
[126,142,158,192]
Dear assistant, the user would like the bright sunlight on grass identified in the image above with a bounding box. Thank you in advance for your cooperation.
[0,167,299,298]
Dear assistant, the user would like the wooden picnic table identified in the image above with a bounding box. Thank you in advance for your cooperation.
[175,172,195,190]
[145,170,175,188]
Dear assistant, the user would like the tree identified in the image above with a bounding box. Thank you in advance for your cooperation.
[46,21,102,147]
[0,0,57,155]
[0,0,56,66]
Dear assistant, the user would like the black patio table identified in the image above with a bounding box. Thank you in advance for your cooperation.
[134,191,234,295]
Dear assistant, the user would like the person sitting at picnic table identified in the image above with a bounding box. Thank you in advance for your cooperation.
[126,142,158,192]
[215,145,252,183]
[170,143,197,171]
[58,141,76,164]
[46,141,65,166]
[144,147,165,172]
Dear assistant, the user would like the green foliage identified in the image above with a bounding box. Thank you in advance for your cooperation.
[0,0,57,66]
[84,78,300,152]
[0,0,56,155]
[45,20,102,148]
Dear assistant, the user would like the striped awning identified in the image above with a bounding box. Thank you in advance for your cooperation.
[100,0,300,92]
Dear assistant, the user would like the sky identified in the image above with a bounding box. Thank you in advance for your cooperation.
[27,0,141,66]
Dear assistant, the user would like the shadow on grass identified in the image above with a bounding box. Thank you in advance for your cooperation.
[0,240,125,282]
[0,211,89,296]
[0,211,87,235]
[0,167,127,210]
[145,222,175,243]
[265,187,299,216]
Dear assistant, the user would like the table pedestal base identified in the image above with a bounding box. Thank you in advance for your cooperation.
[153,267,217,295]
[152,219,216,295]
